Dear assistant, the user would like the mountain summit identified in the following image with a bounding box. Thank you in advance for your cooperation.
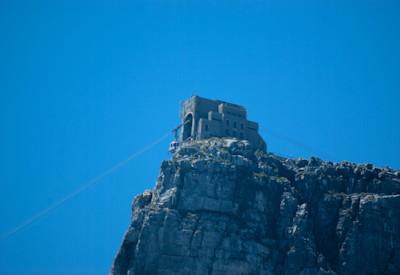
[111,138,400,275]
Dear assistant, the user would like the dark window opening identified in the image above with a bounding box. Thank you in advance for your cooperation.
[233,131,237,137]
[205,124,208,131]
[240,124,244,130]
[225,129,230,136]
[239,132,244,139]
[182,114,193,140]
[226,120,230,126]
[233,122,237,128]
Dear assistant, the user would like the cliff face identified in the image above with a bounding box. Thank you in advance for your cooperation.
[111,138,400,275]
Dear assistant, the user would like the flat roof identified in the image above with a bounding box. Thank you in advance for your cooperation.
[187,95,246,111]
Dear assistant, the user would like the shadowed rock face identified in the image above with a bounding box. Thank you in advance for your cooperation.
[110,138,400,275]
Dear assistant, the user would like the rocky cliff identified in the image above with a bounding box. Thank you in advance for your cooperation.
[111,138,400,275]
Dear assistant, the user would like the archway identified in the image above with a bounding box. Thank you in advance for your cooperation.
[182,113,193,140]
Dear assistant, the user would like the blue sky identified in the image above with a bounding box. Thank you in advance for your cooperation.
[0,0,399,274]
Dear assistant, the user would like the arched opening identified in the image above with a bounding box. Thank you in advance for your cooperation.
[182,113,193,140]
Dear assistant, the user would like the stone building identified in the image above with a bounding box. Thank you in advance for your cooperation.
[179,96,266,151]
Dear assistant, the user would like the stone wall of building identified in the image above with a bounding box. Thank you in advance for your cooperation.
[180,96,266,151]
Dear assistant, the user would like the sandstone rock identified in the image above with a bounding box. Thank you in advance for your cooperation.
[111,138,400,275]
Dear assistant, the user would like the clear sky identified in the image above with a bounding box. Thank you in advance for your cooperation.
[0,0,399,274]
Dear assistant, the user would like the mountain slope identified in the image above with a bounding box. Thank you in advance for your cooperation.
[111,138,400,275]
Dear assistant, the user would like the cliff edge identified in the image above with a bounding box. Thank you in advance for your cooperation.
[111,138,400,275]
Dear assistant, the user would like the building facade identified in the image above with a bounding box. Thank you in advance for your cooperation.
[179,96,266,151]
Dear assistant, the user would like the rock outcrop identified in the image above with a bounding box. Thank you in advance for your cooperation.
[111,138,400,275]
